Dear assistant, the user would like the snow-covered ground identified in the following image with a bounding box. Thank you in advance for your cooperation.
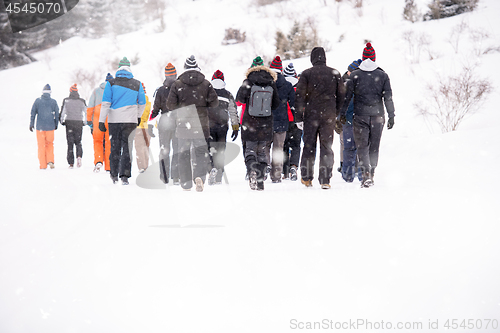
[1,0,500,332]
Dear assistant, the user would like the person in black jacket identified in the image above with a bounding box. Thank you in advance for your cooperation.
[166,55,219,192]
[207,70,240,185]
[150,63,179,185]
[295,47,346,189]
[339,43,395,188]
[267,56,295,183]
[236,60,280,191]
[60,84,87,168]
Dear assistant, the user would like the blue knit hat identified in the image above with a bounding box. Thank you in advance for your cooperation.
[348,59,362,72]
[106,73,114,81]
[42,84,51,93]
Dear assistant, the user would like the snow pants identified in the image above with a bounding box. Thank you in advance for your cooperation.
[177,138,209,190]
[92,123,111,171]
[108,123,136,179]
[36,130,54,169]
[134,127,150,171]
[283,123,302,176]
[300,116,335,185]
[158,113,179,183]
[65,120,83,166]
[352,115,385,175]
[208,124,228,183]
[245,141,270,182]
[267,131,286,182]
[341,123,362,182]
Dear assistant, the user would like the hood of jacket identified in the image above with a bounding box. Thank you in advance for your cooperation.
[310,47,326,66]
[41,93,51,99]
[211,78,226,90]
[116,66,134,79]
[178,70,206,86]
[99,82,107,89]
[163,76,177,88]
[359,59,378,72]
[275,72,287,89]
[69,91,80,99]
[244,65,277,86]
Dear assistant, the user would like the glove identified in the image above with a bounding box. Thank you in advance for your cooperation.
[296,121,304,131]
[339,115,347,125]
[334,119,343,134]
[231,130,239,141]
[137,117,141,126]
[150,109,159,120]
[387,117,395,130]
[29,126,33,132]
[87,121,93,128]
[148,124,155,138]
[99,122,107,132]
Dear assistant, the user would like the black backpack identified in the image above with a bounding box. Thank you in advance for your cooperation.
[247,85,273,117]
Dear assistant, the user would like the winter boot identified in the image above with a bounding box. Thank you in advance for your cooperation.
[111,175,119,184]
[121,176,129,185]
[77,157,82,168]
[48,162,55,169]
[361,172,374,188]
[321,183,331,189]
[290,165,298,181]
[301,178,313,187]
[264,165,271,181]
[257,180,265,191]
[337,161,343,173]
[208,168,217,186]
[69,164,74,169]
[248,170,257,190]
[195,177,204,192]
[93,162,103,173]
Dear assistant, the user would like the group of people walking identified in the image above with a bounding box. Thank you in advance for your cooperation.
[29,42,395,191]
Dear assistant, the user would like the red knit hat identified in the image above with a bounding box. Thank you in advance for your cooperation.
[270,56,283,72]
[362,43,376,61]
[70,84,78,92]
[212,70,224,81]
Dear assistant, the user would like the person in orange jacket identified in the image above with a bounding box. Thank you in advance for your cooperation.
[87,73,113,172]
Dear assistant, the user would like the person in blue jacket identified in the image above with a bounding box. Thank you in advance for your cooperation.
[98,57,146,185]
[30,84,59,169]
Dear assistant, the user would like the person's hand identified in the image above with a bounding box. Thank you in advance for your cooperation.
[334,119,343,134]
[231,130,238,141]
[87,121,93,128]
[339,115,347,125]
[387,117,395,130]
[150,109,159,120]
[99,122,107,132]
[148,124,155,138]
[296,121,304,131]
[137,117,142,126]
[29,126,33,132]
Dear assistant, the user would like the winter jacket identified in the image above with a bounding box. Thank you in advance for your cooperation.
[60,91,87,125]
[236,66,280,142]
[87,82,106,127]
[166,69,219,139]
[272,72,295,132]
[99,67,146,124]
[30,93,59,131]
[152,77,176,117]
[208,79,239,129]
[295,47,346,122]
[138,95,151,129]
[340,59,395,119]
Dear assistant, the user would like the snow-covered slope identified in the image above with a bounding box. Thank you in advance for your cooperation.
[1,0,499,332]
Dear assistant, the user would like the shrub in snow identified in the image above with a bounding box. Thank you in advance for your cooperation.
[222,28,246,45]
[275,19,321,60]
[424,0,479,21]
[403,0,421,23]
[416,65,492,132]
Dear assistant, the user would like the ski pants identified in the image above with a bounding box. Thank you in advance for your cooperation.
[267,131,286,182]
[177,138,209,190]
[352,115,385,175]
[208,124,228,183]
[134,127,150,171]
[283,123,302,176]
[158,113,179,183]
[92,123,111,171]
[108,123,136,179]
[300,116,335,184]
[65,120,83,166]
[341,123,362,182]
[36,130,54,169]
[245,140,270,182]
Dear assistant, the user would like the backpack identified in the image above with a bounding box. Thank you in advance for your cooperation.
[247,85,273,117]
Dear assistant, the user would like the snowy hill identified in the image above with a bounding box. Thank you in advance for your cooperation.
[1,0,500,332]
